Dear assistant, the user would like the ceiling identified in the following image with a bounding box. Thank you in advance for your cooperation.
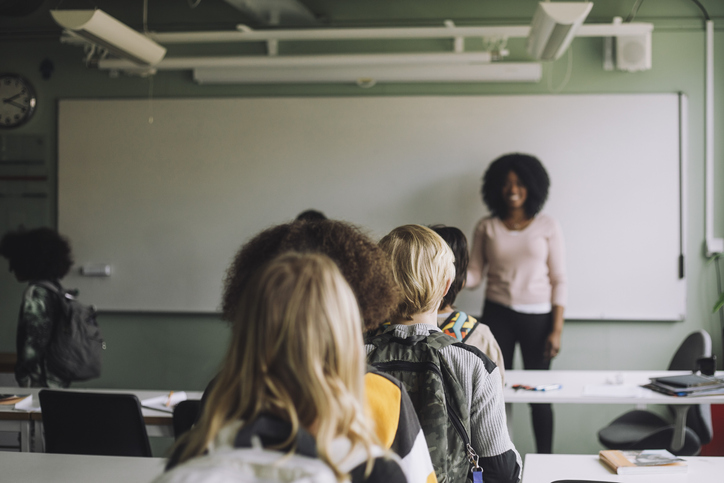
[1,0,715,41]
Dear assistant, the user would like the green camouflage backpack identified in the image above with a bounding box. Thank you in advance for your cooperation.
[366,330,481,483]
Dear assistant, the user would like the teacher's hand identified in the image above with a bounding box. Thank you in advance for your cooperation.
[544,331,561,360]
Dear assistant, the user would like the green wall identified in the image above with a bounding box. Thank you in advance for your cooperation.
[1,2,723,457]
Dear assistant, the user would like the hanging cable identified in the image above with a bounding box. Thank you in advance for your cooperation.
[716,256,724,329]
[625,0,645,22]
[143,0,150,35]
[689,0,710,21]
[547,45,573,94]
[147,75,154,125]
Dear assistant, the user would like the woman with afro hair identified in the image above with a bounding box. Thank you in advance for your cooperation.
[466,153,567,454]
[0,227,74,388]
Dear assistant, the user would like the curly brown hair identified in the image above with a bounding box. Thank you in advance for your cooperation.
[222,220,401,332]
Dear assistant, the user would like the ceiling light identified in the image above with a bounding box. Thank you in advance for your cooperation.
[526,2,593,61]
[50,9,167,66]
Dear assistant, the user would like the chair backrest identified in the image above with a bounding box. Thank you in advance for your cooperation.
[666,330,714,446]
[173,399,201,440]
[668,330,712,371]
[39,390,152,457]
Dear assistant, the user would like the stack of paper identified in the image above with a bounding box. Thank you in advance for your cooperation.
[644,374,724,397]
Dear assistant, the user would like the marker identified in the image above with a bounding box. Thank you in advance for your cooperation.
[533,384,561,391]
[165,391,174,407]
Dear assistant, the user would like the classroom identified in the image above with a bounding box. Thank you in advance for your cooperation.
[0,0,723,472]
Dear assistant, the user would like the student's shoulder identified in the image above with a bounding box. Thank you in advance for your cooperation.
[24,282,57,299]
[475,216,497,232]
[349,455,407,483]
[446,339,497,375]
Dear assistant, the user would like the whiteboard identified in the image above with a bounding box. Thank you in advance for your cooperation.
[58,95,685,320]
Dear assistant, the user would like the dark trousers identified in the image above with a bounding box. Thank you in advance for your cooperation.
[482,299,554,454]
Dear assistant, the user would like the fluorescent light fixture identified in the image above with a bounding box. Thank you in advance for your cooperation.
[96,51,541,84]
[192,61,542,85]
[526,2,593,61]
[50,9,167,66]
[223,0,316,25]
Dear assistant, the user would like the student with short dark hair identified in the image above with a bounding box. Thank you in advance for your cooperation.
[370,224,521,483]
[429,225,505,384]
[295,209,327,221]
[0,228,74,388]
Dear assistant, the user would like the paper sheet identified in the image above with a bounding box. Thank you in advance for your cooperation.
[14,395,39,411]
[583,385,643,398]
[141,391,187,413]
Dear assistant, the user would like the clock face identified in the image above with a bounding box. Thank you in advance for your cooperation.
[0,74,37,129]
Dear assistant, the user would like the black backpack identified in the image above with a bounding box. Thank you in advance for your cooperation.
[366,329,482,483]
[35,282,105,382]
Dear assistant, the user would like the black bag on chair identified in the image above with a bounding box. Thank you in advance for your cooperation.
[35,281,105,381]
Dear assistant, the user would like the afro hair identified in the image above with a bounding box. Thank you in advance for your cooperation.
[0,227,73,281]
[481,153,550,219]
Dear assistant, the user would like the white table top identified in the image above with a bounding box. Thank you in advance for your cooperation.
[0,451,165,483]
[504,370,724,405]
[521,454,724,483]
[0,386,204,420]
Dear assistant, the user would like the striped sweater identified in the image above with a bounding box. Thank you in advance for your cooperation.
[366,324,522,483]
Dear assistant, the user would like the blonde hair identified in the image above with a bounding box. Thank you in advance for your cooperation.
[379,224,455,320]
[170,252,378,478]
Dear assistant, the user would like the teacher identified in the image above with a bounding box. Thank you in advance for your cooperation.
[466,153,567,454]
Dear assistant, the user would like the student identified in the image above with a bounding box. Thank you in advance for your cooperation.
[295,209,327,221]
[160,253,405,482]
[429,225,505,384]
[369,224,521,483]
[467,153,567,454]
[0,228,73,388]
[199,220,436,483]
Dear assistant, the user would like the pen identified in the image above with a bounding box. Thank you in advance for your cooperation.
[165,391,174,407]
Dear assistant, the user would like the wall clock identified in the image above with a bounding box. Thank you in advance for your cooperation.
[0,74,37,129]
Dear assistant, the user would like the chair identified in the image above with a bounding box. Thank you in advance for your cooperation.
[598,330,714,456]
[39,390,152,457]
[173,399,201,440]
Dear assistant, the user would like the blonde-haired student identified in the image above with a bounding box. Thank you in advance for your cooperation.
[368,225,521,483]
[160,253,406,483]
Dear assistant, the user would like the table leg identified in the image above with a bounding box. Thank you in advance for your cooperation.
[32,421,44,452]
[19,421,30,452]
[670,405,690,453]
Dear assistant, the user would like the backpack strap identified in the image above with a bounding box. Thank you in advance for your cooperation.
[441,311,480,343]
[234,414,317,458]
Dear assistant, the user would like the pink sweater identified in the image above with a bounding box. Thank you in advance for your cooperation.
[467,214,567,309]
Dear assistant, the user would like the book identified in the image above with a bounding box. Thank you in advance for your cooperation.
[599,449,687,475]
[643,374,724,397]
[0,394,30,405]
[650,374,724,389]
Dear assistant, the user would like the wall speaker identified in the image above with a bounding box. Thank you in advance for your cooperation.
[615,32,652,72]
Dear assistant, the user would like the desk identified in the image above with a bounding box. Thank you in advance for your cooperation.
[521,453,724,483]
[0,386,203,452]
[0,451,165,483]
[504,371,724,452]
